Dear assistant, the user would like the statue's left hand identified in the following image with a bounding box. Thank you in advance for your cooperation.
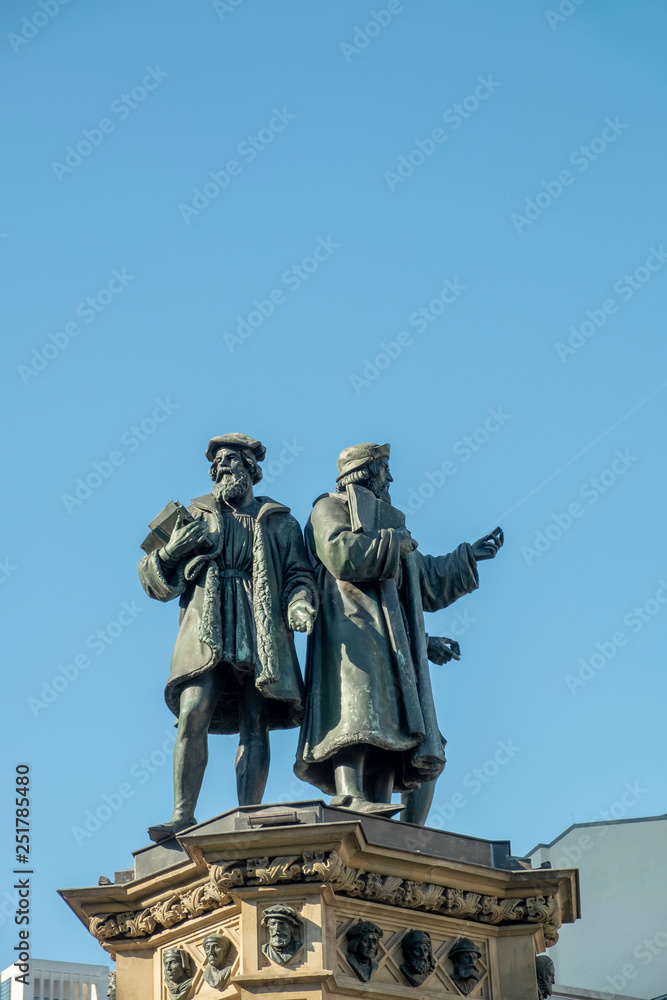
[471,526,504,561]
[287,600,317,636]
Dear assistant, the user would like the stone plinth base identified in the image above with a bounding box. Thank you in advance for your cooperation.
[59,801,579,1000]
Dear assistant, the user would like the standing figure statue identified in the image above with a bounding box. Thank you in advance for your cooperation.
[295,442,502,822]
[139,433,318,842]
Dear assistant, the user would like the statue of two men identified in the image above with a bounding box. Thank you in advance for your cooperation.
[138,434,502,839]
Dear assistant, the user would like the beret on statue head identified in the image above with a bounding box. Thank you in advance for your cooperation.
[205,433,266,464]
[336,442,390,482]
[261,903,301,928]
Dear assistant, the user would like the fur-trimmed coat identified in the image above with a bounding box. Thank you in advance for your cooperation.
[138,494,319,734]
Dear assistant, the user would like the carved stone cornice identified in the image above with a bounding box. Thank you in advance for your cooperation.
[89,850,561,946]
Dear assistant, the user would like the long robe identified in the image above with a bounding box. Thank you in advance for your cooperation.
[294,485,479,793]
[138,493,318,734]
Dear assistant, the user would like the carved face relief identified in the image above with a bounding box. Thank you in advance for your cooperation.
[163,949,193,999]
[536,955,556,999]
[202,934,232,990]
[400,930,436,987]
[106,971,116,1000]
[449,938,483,996]
[210,448,253,503]
[346,921,383,982]
[261,905,302,965]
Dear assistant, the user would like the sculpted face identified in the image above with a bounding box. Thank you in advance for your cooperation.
[371,459,393,503]
[456,950,479,978]
[204,937,227,969]
[163,953,186,984]
[450,940,482,995]
[536,956,555,999]
[211,447,253,502]
[407,935,433,974]
[357,930,380,962]
[267,916,293,949]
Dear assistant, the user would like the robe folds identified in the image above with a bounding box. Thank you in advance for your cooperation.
[294,485,479,794]
[138,493,319,735]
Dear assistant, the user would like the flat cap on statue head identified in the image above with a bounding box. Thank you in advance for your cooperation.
[261,903,301,928]
[336,442,390,481]
[205,433,266,463]
[449,937,482,959]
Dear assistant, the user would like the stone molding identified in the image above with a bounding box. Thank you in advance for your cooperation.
[89,849,560,946]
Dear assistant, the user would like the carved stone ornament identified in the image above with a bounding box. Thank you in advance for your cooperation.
[400,929,436,987]
[261,903,302,965]
[106,970,116,1000]
[202,933,233,990]
[89,850,561,946]
[163,947,194,1000]
[448,937,483,995]
[346,920,383,983]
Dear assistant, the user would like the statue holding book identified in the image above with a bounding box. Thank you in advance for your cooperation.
[294,442,503,822]
[138,432,318,842]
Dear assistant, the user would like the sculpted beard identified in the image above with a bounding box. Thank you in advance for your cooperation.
[367,472,391,503]
[410,953,433,975]
[212,466,252,502]
[456,975,480,996]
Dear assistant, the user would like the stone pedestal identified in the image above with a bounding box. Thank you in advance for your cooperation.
[59,802,579,1000]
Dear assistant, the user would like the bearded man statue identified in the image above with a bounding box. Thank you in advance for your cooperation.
[139,433,318,841]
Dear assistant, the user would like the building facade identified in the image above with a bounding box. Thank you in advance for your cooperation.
[0,960,109,1000]
[529,812,667,1000]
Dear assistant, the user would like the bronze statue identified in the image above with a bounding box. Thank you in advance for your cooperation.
[261,904,302,964]
[346,920,383,982]
[295,442,502,821]
[139,433,318,841]
[400,929,436,987]
[202,933,232,989]
[163,948,194,999]
[536,954,556,999]
[449,937,483,995]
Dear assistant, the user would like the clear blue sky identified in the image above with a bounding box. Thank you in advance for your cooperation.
[2,0,666,970]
